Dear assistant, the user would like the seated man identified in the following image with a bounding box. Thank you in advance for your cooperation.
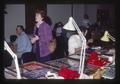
[68,31,82,56]
[68,32,91,60]
[12,25,32,65]
[63,17,88,59]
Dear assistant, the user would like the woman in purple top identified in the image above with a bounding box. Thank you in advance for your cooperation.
[31,9,53,62]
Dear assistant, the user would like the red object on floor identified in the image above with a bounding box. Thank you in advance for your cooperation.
[58,66,80,79]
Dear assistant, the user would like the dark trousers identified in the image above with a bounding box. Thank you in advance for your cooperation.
[56,36,65,58]
[37,54,51,63]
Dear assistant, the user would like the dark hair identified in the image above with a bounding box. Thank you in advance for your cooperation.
[57,22,63,27]
[17,25,25,31]
[53,22,63,30]
[69,31,78,35]
[35,9,46,20]
[44,16,52,26]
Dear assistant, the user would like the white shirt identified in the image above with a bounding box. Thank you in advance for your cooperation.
[68,35,82,55]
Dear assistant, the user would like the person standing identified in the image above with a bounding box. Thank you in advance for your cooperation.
[31,9,53,62]
[81,14,91,29]
[52,22,65,59]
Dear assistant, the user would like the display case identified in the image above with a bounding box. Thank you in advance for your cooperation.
[45,57,80,71]
[4,61,58,79]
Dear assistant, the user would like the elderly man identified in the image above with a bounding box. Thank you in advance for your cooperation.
[12,25,32,65]
[63,17,88,59]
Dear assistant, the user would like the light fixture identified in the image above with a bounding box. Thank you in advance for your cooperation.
[4,41,21,79]
[63,17,76,31]
[63,17,87,79]
[100,31,115,42]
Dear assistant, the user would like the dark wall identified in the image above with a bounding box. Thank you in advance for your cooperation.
[0,0,6,79]
[25,0,47,34]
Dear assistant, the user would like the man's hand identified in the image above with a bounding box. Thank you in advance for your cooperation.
[34,35,39,41]
[31,38,36,44]
[10,43,17,53]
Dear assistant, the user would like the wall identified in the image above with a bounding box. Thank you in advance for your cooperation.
[73,4,85,26]
[86,4,98,24]
[47,4,97,28]
[4,4,114,42]
[4,4,25,42]
[97,4,115,25]
[47,4,72,28]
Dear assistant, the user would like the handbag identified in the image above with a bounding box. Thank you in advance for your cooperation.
[48,39,56,53]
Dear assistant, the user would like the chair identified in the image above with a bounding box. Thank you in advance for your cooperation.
[21,52,37,64]
[3,50,13,67]
[10,35,17,43]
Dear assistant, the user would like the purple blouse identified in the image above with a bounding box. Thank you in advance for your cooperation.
[32,22,53,57]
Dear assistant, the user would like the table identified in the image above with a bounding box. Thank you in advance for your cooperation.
[45,57,115,79]
[45,57,81,71]
[4,57,115,79]
[4,61,58,79]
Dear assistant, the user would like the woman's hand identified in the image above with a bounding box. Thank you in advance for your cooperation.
[31,35,39,44]
[34,35,39,41]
